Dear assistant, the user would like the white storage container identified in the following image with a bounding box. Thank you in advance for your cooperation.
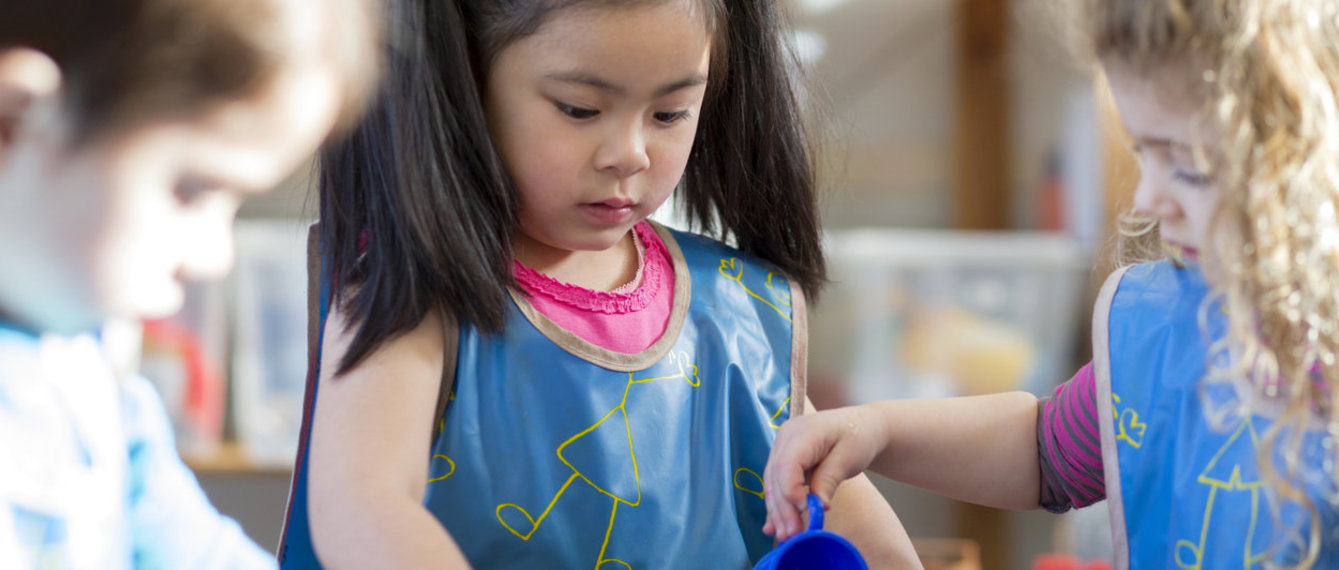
[230,220,310,466]
[809,229,1091,404]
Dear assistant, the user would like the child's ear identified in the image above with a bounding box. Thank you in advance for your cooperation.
[0,47,61,157]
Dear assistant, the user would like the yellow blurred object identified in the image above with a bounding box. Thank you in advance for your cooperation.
[900,305,1037,395]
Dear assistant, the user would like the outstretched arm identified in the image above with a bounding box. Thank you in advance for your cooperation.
[764,392,1040,544]
[306,306,471,569]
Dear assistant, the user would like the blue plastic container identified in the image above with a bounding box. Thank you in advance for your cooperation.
[754,495,869,570]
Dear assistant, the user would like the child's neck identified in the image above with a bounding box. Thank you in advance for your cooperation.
[514,229,639,292]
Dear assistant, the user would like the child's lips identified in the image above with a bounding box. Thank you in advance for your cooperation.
[1168,240,1199,260]
[592,198,635,209]
[580,200,636,224]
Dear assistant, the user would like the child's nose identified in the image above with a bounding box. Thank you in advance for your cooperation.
[1132,176,1182,222]
[594,122,651,178]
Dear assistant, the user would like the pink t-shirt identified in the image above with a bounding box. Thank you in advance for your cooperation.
[512,222,675,354]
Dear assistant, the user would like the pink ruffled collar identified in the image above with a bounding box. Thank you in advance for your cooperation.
[512,222,669,314]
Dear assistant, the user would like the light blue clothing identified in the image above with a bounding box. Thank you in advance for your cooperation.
[280,224,803,569]
[0,324,275,569]
[1094,261,1338,569]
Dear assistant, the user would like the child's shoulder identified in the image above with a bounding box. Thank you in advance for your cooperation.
[656,223,779,272]
[658,224,732,253]
[1106,259,1207,293]
[1098,260,1214,333]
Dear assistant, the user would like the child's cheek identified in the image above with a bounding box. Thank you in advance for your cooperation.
[92,172,187,321]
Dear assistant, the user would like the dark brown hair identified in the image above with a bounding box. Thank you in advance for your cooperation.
[323,0,826,374]
[0,0,377,143]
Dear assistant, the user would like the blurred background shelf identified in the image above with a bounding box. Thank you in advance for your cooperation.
[183,443,293,477]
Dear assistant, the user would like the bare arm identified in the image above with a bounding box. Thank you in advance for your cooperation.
[779,397,922,569]
[765,392,1040,544]
[306,306,471,569]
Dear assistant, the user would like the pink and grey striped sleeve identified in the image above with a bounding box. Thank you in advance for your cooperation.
[1036,362,1107,512]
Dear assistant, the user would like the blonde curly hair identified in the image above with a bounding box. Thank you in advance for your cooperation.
[1082,0,1339,565]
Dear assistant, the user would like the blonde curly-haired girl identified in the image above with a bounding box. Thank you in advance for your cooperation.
[762,0,1339,567]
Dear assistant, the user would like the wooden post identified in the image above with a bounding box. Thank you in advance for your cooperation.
[954,0,1012,230]
[953,0,1013,567]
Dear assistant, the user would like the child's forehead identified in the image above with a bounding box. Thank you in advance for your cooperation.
[506,2,714,83]
[1105,60,1210,146]
[536,1,713,38]
[1135,138,1205,165]
[1105,59,1202,105]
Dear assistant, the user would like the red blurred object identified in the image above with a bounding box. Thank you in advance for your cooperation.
[141,318,225,449]
[1033,554,1112,570]
[1039,152,1067,232]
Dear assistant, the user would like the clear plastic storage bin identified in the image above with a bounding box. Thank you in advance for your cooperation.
[230,220,310,466]
[809,229,1091,404]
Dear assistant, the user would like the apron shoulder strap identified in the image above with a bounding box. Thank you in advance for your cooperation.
[432,315,459,437]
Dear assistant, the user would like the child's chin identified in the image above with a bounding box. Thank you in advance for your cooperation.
[572,226,638,252]
[122,287,185,322]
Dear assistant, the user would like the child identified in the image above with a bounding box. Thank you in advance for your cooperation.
[0,0,376,567]
[763,0,1339,567]
[277,0,921,568]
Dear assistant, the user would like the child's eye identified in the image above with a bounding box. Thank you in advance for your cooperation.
[556,103,599,120]
[1173,170,1213,187]
[654,110,691,124]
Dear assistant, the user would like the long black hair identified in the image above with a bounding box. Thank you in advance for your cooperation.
[323,0,825,375]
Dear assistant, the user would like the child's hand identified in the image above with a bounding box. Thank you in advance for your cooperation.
[762,404,887,542]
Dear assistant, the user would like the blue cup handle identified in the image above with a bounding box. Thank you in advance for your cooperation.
[806,494,824,531]
[753,493,868,570]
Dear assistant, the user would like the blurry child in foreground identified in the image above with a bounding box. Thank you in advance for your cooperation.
[0,0,376,567]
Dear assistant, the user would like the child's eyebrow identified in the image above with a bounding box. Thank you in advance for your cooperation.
[1133,137,1174,150]
[544,71,708,97]
[1134,137,1200,154]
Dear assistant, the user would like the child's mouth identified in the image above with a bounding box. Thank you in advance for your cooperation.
[580,199,636,225]
[1168,241,1199,261]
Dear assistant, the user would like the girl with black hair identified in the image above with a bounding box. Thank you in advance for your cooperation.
[279,1,919,568]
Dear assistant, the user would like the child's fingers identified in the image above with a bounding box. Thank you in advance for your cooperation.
[761,497,796,543]
[764,486,803,542]
[764,416,834,540]
[763,460,805,540]
[805,458,850,508]
[810,425,882,505]
[764,406,884,543]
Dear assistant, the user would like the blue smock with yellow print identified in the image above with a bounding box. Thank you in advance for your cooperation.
[1094,261,1338,569]
[279,223,801,569]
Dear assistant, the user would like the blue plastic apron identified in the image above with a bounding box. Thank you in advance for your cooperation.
[1093,261,1337,569]
[279,223,805,569]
